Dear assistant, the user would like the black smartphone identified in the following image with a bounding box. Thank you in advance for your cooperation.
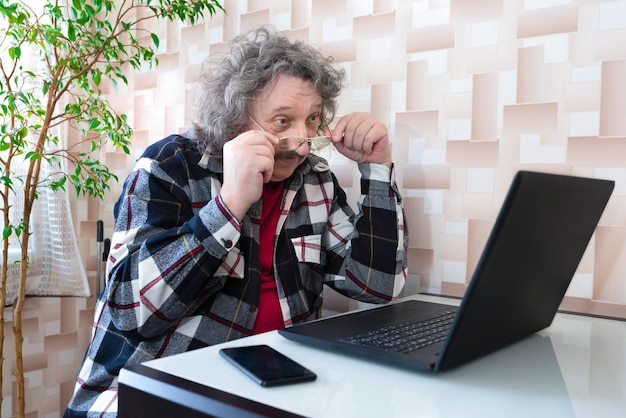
[219,344,317,387]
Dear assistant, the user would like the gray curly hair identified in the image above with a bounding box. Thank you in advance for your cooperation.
[191,25,345,156]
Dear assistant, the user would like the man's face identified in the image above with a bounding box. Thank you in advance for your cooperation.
[247,74,324,183]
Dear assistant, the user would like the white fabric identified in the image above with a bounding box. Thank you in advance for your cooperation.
[3,158,90,305]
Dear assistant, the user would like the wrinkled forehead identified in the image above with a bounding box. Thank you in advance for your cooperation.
[250,74,323,116]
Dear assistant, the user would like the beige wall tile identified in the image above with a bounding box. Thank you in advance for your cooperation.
[503,102,559,133]
[594,226,626,304]
[567,136,626,166]
[407,24,456,53]
[563,81,601,112]
[471,73,498,140]
[595,29,626,61]
[439,233,468,262]
[517,5,579,38]
[517,46,545,103]
[406,60,429,111]
[447,140,498,167]
[396,110,439,138]
[354,11,396,39]
[600,59,626,137]
[402,164,451,189]
[450,0,503,22]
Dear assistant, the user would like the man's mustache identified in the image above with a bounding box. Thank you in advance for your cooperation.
[274,150,301,160]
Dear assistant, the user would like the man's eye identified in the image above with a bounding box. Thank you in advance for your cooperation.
[271,119,290,132]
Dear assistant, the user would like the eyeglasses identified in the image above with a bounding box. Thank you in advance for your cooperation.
[248,116,333,152]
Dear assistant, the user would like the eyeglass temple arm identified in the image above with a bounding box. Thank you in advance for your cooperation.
[248,117,266,132]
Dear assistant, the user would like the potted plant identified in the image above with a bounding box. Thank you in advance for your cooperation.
[0,0,224,415]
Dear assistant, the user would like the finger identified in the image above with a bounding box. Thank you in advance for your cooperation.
[252,128,280,147]
[332,114,361,152]
[335,113,377,153]
[353,123,379,154]
[256,150,275,183]
[262,166,274,183]
[228,131,278,162]
[224,132,276,174]
[361,123,389,154]
[331,113,357,142]
[241,129,279,149]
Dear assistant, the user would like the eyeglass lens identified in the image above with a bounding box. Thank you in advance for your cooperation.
[276,136,332,152]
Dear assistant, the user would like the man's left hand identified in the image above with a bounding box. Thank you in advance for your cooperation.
[329,112,392,167]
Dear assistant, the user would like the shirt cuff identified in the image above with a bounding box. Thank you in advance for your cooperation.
[357,162,393,182]
[357,162,401,198]
[198,195,242,254]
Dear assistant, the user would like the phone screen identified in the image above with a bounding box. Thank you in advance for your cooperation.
[219,344,317,387]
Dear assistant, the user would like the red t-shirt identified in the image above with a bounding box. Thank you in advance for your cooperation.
[252,181,286,334]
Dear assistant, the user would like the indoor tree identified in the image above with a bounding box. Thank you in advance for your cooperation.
[0,0,224,415]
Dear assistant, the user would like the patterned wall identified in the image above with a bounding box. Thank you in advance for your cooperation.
[95,0,626,317]
[4,0,625,416]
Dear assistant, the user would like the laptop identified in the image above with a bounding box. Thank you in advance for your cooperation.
[278,170,614,372]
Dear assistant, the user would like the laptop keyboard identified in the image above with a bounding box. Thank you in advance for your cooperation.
[343,308,457,354]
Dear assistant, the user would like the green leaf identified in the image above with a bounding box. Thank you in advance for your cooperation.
[16,126,28,139]
[68,22,76,41]
[89,119,101,130]
[1,176,14,188]
[85,4,95,16]
[24,151,40,162]
[8,46,21,60]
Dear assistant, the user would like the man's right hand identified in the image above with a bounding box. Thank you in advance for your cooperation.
[219,130,278,222]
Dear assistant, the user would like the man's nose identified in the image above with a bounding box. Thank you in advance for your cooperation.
[294,140,310,155]
[287,122,309,139]
[287,124,311,154]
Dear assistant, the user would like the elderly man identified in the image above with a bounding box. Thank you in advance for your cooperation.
[65,25,408,417]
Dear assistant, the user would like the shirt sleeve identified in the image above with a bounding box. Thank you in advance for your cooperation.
[105,153,241,340]
[324,162,409,303]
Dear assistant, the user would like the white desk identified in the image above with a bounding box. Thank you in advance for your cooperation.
[119,295,626,417]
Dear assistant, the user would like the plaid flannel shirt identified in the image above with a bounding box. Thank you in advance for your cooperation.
[65,133,408,417]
